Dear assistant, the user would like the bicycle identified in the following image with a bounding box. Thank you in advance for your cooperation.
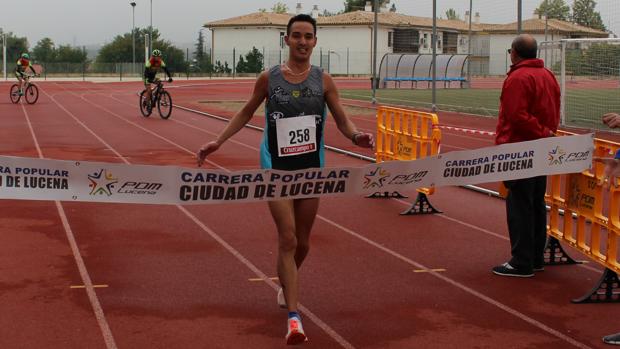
[139,79,172,119]
[10,74,39,104]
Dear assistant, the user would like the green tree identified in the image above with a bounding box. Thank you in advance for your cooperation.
[33,38,56,63]
[445,8,460,20]
[343,0,391,12]
[236,47,264,74]
[55,45,87,63]
[194,30,212,73]
[271,2,288,14]
[214,60,231,74]
[572,0,606,31]
[1,31,29,65]
[534,0,570,20]
[97,27,186,73]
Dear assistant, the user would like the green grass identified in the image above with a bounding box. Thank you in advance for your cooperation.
[340,88,620,130]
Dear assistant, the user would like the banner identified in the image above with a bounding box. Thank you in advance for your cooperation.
[0,134,594,205]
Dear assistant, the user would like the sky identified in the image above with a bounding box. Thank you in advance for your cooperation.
[0,0,618,48]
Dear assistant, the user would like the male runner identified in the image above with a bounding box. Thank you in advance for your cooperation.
[196,14,373,345]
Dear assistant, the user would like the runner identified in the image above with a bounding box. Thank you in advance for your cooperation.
[196,14,374,345]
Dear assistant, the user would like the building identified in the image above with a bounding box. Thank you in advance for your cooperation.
[204,4,608,76]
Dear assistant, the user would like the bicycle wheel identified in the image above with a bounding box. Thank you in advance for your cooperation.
[139,90,152,117]
[9,84,21,104]
[158,90,172,119]
[25,84,39,104]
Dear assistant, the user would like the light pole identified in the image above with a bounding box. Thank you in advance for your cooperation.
[371,0,378,104]
[1,30,6,81]
[131,2,136,75]
[517,0,523,34]
[149,0,153,54]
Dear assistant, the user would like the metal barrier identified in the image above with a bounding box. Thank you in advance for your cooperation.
[546,131,620,303]
[375,106,442,214]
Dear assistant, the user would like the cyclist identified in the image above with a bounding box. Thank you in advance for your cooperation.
[15,53,37,95]
[143,49,173,107]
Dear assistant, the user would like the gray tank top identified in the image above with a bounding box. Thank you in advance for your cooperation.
[260,65,326,170]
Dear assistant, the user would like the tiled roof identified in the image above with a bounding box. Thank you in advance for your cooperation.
[205,11,608,36]
[480,18,607,36]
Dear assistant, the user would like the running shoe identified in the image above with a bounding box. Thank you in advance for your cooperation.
[277,288,287,309]
[603,332,620,345]
[492,262,534,277]
[285,317,307,345]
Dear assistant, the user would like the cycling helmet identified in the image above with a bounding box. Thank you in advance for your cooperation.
[152,49,162,57]
[21,53,30,59]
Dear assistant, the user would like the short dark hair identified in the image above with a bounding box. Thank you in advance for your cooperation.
[512,35,538,59]
[287,14,317,35]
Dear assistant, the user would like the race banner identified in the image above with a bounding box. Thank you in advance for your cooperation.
[0,134,593,205]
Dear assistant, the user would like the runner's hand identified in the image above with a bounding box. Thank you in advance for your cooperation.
[354,133,375,149]
[197,141,220,167]
[602,113,620,129]
[594,156,620,188]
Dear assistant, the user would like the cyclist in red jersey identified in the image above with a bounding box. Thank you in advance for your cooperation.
[143,49,173,106]
[15,53,37,95]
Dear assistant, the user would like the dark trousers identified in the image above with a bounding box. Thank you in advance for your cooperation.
[503,176,548,271]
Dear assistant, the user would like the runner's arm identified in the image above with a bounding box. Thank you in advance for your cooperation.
[323,73,374,148]
[29,64,37,75]
[197,71,268,165]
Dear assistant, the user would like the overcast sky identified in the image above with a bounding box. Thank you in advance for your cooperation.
[1,0,617,47]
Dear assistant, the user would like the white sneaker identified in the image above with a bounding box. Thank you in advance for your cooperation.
[285,317,307,345]
[277,288,287,309]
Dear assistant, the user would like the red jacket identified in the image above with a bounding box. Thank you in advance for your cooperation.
[495,58,560,144]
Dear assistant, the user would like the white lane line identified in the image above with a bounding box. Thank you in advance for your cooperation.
[88,87,593,348]
[51,85,356,349]
[21,96,119,349]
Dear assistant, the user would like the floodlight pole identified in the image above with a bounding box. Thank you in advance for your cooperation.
[467,0,472,87]
[131,2,136,75]
[517,0,522,34]
[149,0,153,54]
[2,31,6,81]
[431,0,437,112]
[371,0,378,104]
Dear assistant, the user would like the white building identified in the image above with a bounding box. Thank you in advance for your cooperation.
[205,5,607,76]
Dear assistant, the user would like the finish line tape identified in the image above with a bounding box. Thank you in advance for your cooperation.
[0,134,593,205]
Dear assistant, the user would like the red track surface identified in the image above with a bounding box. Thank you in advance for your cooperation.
[0,79,617,349]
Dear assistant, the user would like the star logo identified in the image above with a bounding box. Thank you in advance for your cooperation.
[548,146,566,165]
[292,90,300,98]
[363,167,390,189]
[88,169,118,196]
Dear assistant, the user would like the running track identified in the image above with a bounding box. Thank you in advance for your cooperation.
[0,79,617,349]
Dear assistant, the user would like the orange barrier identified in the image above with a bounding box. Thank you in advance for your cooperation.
[547,131,620,274]
[375,106,441,214]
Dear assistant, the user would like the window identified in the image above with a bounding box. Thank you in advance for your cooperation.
[388,31,393,48]
[280,32,285,49]
[423,33,429,49]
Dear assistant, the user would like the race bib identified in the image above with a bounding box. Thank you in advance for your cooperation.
[276,115,317,157]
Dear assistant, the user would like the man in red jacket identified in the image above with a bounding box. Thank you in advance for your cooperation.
[492,34,560,278]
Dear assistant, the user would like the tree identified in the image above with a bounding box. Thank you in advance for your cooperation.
[572,0,606,31]
[193,30,212,72]
[534,0,570,20]
[445,8,460,20]
[55,45,87,63]
[271,2,288,14]
[236,47,264,74]
[33,38,56,63]
[1,31,29,65]
[96,27,187,73]
[214,60,231,74]
[343,0,392,12]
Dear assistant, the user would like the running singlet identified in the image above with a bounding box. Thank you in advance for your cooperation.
[261,65,326,171]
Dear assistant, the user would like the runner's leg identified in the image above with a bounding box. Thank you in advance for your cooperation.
[293,198,319,268]
[268,199,299,312]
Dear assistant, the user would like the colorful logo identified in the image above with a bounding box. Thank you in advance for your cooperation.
[363,167,390,189]
[548,146,566,165]
[292,90,300,98]
[88,169,118,196]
